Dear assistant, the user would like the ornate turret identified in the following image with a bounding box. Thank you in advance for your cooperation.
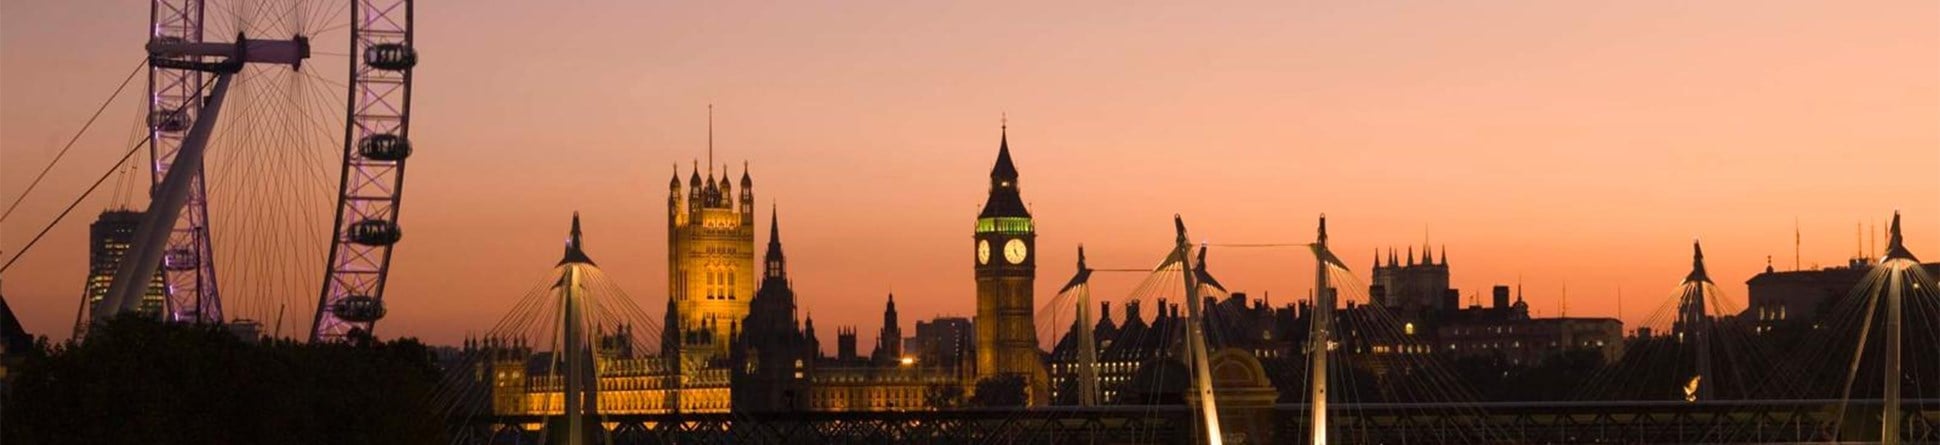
[739,163,755,223]
[668,165,684,224]
[717,166,733,209]
[687,162,703,215]
[877,294,903,361]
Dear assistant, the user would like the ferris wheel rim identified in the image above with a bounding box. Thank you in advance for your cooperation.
[311,0,416,343]
[133,0,414,341]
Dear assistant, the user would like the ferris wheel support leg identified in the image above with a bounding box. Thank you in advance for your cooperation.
[100,73,234,320]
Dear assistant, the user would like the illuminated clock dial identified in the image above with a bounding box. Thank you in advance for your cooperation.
[977,240,991,265]
[1004,238,1028,264]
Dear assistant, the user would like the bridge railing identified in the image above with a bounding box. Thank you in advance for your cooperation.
[457,399,1940,444]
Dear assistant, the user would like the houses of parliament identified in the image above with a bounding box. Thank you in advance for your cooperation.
[462,127,1050,415]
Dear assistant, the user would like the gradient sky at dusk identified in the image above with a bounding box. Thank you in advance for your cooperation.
[3,1,1937,349]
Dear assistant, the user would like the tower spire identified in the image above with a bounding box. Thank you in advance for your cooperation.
[978,118,1028,218]
[764,204,787,279]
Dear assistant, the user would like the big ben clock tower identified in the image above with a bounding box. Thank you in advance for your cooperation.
[973,122,1047,404]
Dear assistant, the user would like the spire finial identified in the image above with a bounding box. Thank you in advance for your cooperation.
[770,203,781,244]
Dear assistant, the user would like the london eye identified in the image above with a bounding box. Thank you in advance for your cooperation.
[86,0,418,343]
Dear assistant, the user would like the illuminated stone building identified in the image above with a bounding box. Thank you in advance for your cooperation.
[972,124,1049,404]
[468,129,1060,415]
[664,161,756,369]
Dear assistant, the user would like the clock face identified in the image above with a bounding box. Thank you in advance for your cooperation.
[1003,238,1028,264]
[977,240,991,265]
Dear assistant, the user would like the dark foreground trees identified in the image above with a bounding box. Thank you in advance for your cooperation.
[3,316,445,444]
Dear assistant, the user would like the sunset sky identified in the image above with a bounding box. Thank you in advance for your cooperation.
[3,1,1936,349]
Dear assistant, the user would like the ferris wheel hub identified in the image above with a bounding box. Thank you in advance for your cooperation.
[147,33,311,72]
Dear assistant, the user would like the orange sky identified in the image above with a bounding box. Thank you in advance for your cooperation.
[3,1,1936,348]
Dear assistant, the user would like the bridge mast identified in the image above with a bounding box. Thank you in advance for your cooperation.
[560,263,587,445]
[556,214,599,445]
[1308,215,1338,445]
[1880,212,1916,445]
[1680,241,1715,402]
[1174,217,1224,444]
[1069,246,1099,407]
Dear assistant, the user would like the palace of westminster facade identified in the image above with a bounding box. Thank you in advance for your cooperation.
[461,126,1626,416]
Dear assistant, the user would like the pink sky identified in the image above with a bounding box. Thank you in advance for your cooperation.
[3,1,1936,349]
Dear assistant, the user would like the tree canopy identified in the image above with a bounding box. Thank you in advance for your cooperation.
[3,316,446,444]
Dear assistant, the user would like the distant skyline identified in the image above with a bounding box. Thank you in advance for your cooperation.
[3,1,1936,348]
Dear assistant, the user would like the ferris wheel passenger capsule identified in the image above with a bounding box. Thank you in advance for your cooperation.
[149,109,191,132]
[348,219,403,246]
[358,134,412,161]
[363,43,417,71]
[163,248,199,271]
[331,295,387,323]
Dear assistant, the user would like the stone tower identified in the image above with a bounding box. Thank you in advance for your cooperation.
[732,208,808,412]
[972,122,1046,403]
[666,160,756,369]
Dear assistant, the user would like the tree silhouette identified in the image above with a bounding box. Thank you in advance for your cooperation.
[3,316,445,444]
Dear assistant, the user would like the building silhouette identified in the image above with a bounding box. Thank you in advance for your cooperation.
[1744,256,1940,331]
[730,210,811,412]
[1370,245,1455,313]
[77,209,166,336]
